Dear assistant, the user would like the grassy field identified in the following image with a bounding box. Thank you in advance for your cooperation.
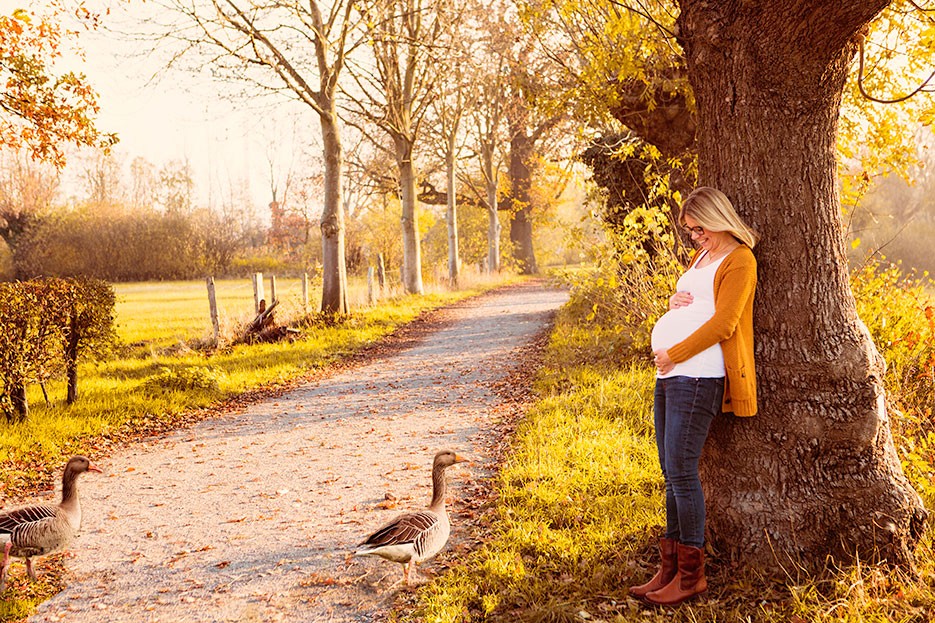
[114,276,375,350]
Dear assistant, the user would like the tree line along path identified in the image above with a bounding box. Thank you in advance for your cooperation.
[29,281,569,623]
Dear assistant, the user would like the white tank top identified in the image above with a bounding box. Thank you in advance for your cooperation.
[650,251,727,379]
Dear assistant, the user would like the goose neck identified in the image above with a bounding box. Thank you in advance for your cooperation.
[61,468,80,505]
[429,464,447,511]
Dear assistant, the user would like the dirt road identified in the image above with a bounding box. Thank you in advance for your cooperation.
[29,282,568,623]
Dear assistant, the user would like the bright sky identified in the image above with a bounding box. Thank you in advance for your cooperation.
[4,0,313,215]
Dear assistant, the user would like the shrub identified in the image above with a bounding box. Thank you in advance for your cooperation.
[553,240,682,364]
[851,259,935,505]
[141,365,223,395]
[0,282,60,422]
[0,278,116,421]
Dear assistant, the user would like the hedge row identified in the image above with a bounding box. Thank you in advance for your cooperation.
[0,278,116,423]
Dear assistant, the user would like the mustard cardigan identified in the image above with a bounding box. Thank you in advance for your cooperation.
[666,245,758,417]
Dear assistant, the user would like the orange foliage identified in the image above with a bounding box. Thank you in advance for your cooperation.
[0,2,116,168]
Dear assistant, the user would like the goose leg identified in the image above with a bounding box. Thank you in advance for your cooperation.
[25,557,36,580]
[0,541,11,592]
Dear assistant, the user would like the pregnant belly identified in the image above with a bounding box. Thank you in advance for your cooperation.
[650,308,710,351]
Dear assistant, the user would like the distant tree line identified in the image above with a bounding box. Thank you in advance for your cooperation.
[0,146,561,284]
[0,153,269,281]
[6,204,264,281]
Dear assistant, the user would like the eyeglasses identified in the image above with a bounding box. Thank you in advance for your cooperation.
[682,225,705,236]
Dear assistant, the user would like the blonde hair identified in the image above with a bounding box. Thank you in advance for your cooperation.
[679,186,759,248]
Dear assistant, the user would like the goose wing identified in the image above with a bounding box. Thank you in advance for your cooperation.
[360,510,439,548]
[0,504,58,535]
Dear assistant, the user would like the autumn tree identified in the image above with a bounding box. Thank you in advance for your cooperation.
[0,281,57,421]
[156,158,194,215]
[344,135,405,276]
[80,151,126,206]
[346,0,452,294]
[156,0,359,314]
[56,278,117,405]
[526,0,931,570]
[464,1,512,273]
[500,8,571,275]
[0,3,115,167]
[424,4,470,285]
[128,156,158,209]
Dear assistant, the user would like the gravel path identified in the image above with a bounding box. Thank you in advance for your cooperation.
[29,282,568,623]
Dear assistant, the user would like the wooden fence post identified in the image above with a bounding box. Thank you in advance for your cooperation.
[302,272,309,313]
[253,272,264,314]
[368,267,376,305]
[206,276,220,346]
[270,275,278,304]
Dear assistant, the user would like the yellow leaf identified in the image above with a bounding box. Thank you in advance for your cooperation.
[851,237,861,249]
[920,108,935,128]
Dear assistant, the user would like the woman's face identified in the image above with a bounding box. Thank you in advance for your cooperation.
[683,216,733,251]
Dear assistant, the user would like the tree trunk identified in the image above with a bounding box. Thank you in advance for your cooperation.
[319,108,349,315]
[677,0,926,571]
[487,198,501,273]
[507,130,537,274]
[66,310,79,405]
[8,382,27,423]
[398,141,424,294]
[446,142,460,286]
[483,154,501,273]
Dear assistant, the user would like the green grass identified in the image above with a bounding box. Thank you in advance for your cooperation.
[393,307,935,623]
[114,276,373,350]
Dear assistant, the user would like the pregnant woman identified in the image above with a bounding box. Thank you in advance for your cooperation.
[629,187,759,606]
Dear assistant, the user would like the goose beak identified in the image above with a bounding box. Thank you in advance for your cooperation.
[88,463,104,474]
[453,454,470,464]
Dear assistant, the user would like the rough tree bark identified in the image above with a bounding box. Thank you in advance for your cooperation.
[677,0,927,570]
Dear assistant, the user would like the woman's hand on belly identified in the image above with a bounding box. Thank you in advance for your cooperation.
[654,349,675,375]
[669,291,694,310]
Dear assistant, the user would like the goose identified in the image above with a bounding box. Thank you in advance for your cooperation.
[0,455,102,591]
[355,449,468,585]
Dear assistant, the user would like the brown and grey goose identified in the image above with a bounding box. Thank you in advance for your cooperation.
[0,455,102,590]
[355,450,468,585]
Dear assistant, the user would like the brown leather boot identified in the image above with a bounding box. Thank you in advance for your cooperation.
[644,543,707,605]
[628,537,678,598]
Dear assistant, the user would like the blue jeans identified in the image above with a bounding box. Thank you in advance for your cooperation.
[653,376,724,548]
